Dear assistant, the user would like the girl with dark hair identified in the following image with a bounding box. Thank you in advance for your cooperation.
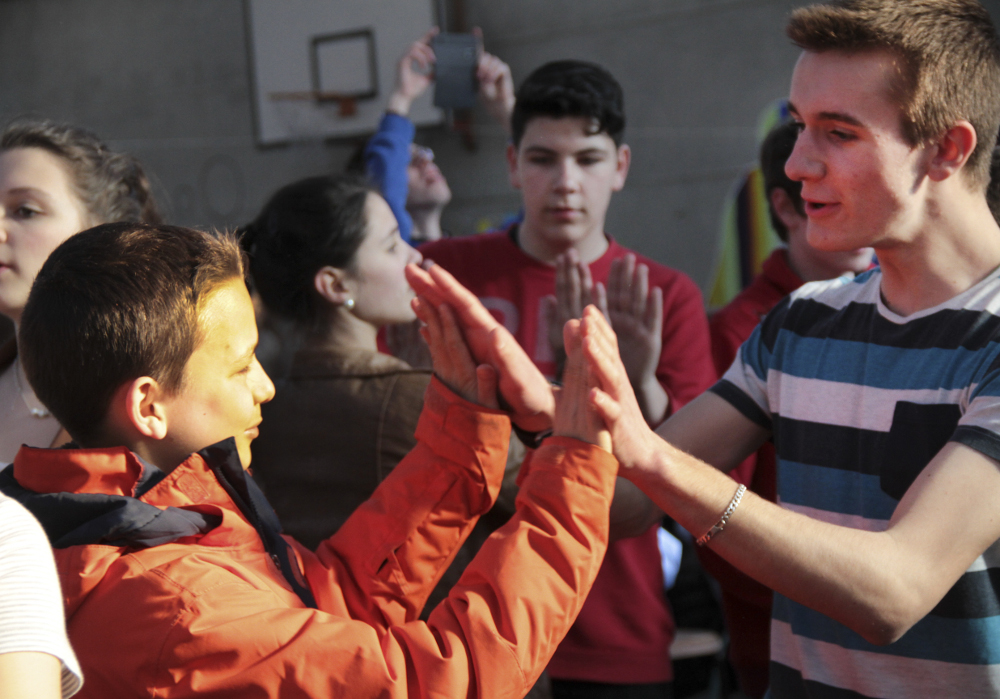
[0,118,160,462]
[243,175,429,549]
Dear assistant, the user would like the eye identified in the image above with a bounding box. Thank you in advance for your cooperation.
[527,154,555,166]
[12,204,41,219]
[829,129,855,142]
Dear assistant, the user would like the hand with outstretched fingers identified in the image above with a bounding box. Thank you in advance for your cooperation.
[580,305,662,473]
[606,254,664,392]
[406,263,555,431]
[544,249,609,362]
[387,28,438,117]
[554,319,612,452]
[474,30,515,134]
[411,296,499,409]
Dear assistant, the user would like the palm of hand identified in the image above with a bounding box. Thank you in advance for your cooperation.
[609,309,661,385]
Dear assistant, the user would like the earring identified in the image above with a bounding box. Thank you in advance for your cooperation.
[344,298,355,310]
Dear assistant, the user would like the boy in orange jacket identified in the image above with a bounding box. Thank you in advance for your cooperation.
[0,221,615,698]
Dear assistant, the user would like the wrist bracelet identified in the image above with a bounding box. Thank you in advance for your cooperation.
[695,483,747,546]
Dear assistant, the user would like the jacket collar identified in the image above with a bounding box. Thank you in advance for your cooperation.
[6,438,318,609]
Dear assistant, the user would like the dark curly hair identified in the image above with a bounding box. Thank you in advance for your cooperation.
[511,60,626,147]
[241,175,374,322]
[760,121,805,243]
[1,118,161,225]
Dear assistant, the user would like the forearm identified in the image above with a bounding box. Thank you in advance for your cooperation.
[314,378,510,626]
[628,437,933,645]
[608,476,662,540]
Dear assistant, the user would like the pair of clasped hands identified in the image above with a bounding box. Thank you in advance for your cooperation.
[405,262,655,463]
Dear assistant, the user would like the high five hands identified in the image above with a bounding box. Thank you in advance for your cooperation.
[407,262,649,458]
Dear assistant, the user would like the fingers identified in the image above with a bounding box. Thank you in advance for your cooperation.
[405,264,445,306]
[427,263,499,330]
[633,263,649,319]
[594,282,609,319]
[646,286,664,335]
[419,27,440,46]
[578,258,596,307]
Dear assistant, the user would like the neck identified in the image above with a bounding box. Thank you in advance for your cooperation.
[516,219,609,264]
[407,205,445,243]
[302,308,380,354]
[876,192,1000,316]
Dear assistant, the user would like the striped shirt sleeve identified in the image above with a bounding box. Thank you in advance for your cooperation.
[0,493,82,697]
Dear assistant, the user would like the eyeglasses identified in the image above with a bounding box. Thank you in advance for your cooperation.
[410,145,435,167]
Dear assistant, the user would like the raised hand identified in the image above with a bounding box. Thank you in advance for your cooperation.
[387,28,438,117]
[544,249,609,362]
[553,319,612,452]
[605,254,667,424]
[412,296,499,408]
[474,33,515,134]
[580,306,662,472]
[406,263,555,431]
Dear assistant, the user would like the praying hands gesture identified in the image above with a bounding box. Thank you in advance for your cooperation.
[545,251,669,425]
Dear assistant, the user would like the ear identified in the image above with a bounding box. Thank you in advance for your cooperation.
[123,376,169,441]
[612,144,631,192]
[770,188,806,236]
[506,142,522,190]
[927,120,978,183]
[314,266,354,307]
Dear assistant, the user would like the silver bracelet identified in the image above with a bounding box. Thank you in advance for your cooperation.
[695,484,747,546]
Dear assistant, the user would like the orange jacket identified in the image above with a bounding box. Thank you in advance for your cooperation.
[9,379,616,698]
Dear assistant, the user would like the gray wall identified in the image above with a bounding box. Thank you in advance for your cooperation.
[3,0,1000,290]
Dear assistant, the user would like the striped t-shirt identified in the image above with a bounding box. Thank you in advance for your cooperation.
[714,266,1000,699]
[0,489,82,697]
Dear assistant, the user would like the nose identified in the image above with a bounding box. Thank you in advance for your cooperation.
[251,358,276,404]
[553,159,581,193]
[784,127,823,183]
[406,241,423,266]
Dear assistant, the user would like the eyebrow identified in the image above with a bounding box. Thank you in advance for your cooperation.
[6,186,53,202]
[787,103,865,128]
[522,146,608,157]
[233,343,257,366]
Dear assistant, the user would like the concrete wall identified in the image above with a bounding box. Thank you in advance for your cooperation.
[3,0,1000,291]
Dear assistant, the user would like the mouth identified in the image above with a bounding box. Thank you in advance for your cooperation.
[804,200,839,217]
[245,421,261,439]
[547,206,581,222]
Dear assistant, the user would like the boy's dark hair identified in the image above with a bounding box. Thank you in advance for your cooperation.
[1,118,161,224]
[787,0,1000,188]
[19,223,245,444]
[511,60,625,147]
[760,121,805,242]
[241,175,374,323]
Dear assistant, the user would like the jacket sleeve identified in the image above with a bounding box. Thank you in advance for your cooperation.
[365,112,415,243]
[303,376,511,629]
[148,438,616,699]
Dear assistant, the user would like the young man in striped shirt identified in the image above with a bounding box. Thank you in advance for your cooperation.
[573,1,1000,697]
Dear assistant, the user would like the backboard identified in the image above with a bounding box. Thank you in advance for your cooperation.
[246,0,442,145]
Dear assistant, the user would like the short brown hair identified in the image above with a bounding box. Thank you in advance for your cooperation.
[761,121,805,242]
[787,0,1000,187]
[19,223,245,444]
[1,118,161,224]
